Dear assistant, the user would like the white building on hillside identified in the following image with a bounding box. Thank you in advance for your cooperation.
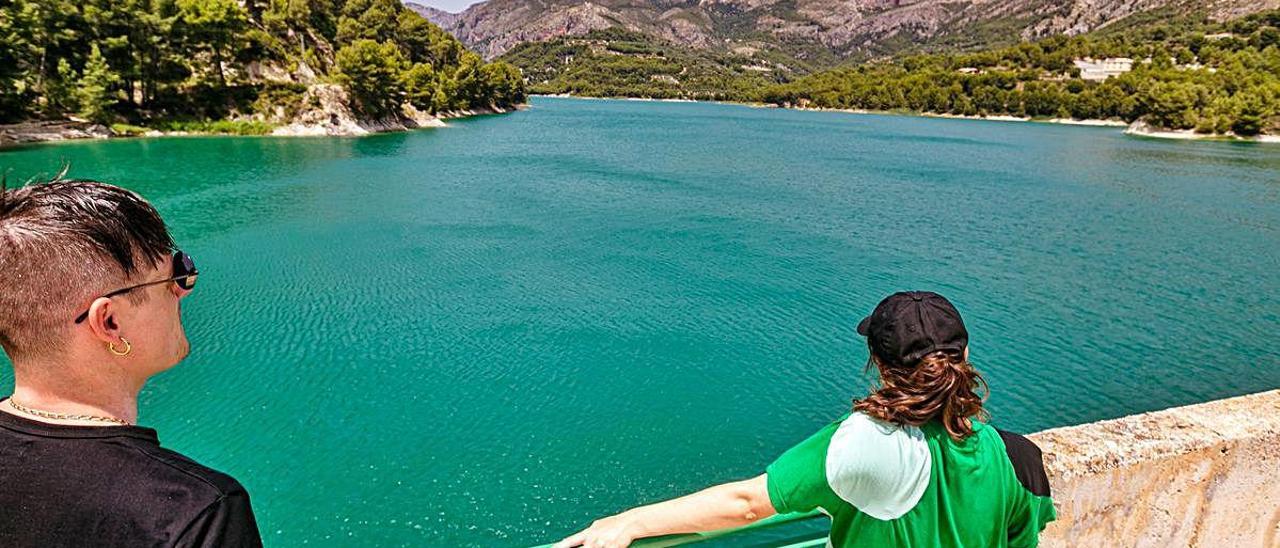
[1073,57,1134,81]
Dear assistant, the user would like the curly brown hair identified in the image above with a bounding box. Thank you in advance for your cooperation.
[853,349,989,441]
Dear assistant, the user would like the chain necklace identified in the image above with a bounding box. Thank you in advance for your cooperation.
[6,398,131,426]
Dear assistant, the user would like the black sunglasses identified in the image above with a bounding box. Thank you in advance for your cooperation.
[73,251,199,324]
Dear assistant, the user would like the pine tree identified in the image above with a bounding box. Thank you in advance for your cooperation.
[334,39,406,117]
[177,0,249,88]
[402,62,438,112]
[77,45,119,124]
[46,57,78,116]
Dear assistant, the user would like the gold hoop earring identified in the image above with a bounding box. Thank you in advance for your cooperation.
[108,337,131,357]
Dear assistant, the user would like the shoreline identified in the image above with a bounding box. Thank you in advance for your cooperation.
[794,106,1275,142]
[534,94,1278,143]
[0,105,525,149]
[532,93,1129,126]
[0,121,114,149]
[11,96,1276,146]
[787,105,1132,127]
[1122,121,1280,143]
[267,104,521,137]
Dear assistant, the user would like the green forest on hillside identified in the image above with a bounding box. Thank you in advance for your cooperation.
[504,10,1280,136]
[763,10,1280,136]
[0,0,526,131]
[499,28,804,101]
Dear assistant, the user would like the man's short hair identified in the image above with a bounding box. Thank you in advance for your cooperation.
[0,176,174,361]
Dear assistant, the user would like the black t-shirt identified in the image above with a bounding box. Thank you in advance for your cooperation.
[0,401,262,547]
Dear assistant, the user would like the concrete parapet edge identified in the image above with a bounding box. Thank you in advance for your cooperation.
[1028,389,1280,546]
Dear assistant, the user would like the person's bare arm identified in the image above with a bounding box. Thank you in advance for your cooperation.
[553,474,776,548]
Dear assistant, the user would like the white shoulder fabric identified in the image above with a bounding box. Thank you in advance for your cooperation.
[824,412,931,520]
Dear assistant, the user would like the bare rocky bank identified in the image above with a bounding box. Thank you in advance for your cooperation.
[1,83,523,148]
[0,121,114,147]
[268,83,521,137]
[1123,120,1280,143]
[780,102,1278,141]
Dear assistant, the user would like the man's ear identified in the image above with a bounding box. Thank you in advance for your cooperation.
[963,346,969,361]
[85,298,123,345]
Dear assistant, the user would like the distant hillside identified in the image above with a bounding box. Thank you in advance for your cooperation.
[498,5,1280,139]
[764,9,1280,137]
[406,3,461,28]
[500,28,804,100]
[408,0,1279,61]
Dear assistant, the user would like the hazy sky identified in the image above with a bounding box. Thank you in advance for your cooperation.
[405,0,483,13]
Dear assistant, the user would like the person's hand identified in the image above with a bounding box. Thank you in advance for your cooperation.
[552,513,641,548]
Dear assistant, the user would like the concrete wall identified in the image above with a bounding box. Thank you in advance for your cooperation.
[1029,389,1280,547]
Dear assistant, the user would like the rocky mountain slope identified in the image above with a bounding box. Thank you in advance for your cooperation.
[407,0,1280,61]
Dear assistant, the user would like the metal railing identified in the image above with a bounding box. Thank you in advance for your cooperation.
[531,510,828,548]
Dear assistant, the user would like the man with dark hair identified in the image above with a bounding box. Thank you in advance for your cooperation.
[0,177,262,547]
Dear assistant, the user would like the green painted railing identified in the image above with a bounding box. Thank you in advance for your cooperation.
[531,510,828,548]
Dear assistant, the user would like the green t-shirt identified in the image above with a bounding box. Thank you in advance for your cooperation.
[766,412,1055,547]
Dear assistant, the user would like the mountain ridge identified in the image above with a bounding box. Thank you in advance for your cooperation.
[406,0,1279,61]
[499,8,1280,139]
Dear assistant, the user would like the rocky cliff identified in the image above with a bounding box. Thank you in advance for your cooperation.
[407,0,1280,60]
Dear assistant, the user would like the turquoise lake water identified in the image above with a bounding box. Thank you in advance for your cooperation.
[1,96,1278,546]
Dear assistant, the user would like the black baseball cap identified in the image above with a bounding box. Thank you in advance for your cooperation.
[856,291,968,367]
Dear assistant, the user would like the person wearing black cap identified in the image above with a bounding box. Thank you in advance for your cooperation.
[555,291,1055,548]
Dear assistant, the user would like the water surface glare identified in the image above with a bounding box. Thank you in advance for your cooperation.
[2,97,1278,546]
